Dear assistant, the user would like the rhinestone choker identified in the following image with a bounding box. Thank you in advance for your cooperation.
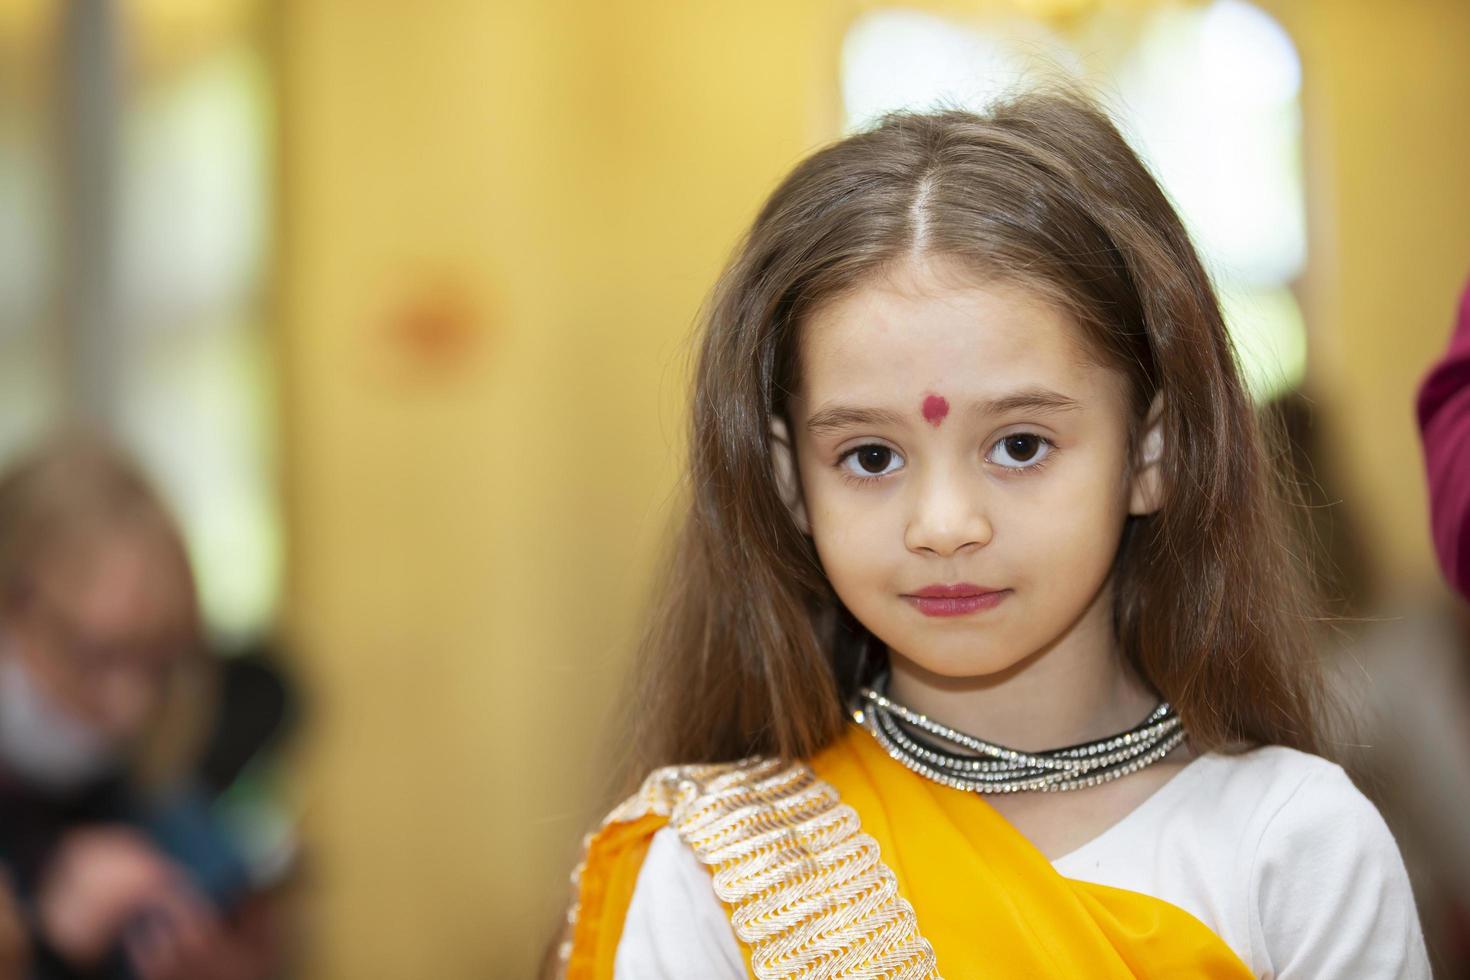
[854,676,1185,794]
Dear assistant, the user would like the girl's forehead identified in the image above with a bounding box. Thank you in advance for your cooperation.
[798,265,1097,403]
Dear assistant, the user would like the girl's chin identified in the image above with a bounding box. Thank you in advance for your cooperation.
[885,646,1035,684]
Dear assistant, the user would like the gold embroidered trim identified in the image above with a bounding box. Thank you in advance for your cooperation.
[559,757,941,979]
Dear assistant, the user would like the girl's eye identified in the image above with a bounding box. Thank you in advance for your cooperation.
[989,433,1053,469]
[839,444,904,480]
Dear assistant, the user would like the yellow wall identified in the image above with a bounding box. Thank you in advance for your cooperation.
[277,2,1470,976]
[277,1,837,975]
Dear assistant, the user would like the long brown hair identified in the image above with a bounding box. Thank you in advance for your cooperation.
[629,89,1329,774]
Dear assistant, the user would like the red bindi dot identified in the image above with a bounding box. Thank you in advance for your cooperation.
[922,394,949,427]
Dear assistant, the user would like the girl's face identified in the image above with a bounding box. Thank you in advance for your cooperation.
[774,255,1160,679]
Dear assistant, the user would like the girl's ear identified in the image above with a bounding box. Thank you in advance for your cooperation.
[769,416,811,535]
[1128,393,1165,516]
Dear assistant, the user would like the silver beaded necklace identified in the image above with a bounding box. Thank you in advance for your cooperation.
[854,675,1186,794]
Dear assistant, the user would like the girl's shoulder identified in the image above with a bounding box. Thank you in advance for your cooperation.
[1107,743,1409,891]
[1222,746,1429,977]
[1107,744,1430,977]
[563,755,809,978]
[1192,741,1359,802]
[613,824,747,978]
[1180,743,1389,849]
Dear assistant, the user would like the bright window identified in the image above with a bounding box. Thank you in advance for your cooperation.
[841,1,1308,401]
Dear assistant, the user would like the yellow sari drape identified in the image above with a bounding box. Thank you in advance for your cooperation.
[809,725,1251,978]
[564,724,1252,979]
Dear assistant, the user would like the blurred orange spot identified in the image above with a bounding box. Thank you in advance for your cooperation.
[386,279,480,376]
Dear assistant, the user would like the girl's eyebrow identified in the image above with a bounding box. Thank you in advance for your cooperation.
[805,405,907,436]
[805,386,1081,436]
[984,388,1082,417]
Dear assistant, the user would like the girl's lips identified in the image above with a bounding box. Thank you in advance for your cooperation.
[907,583,1000,598]
[901,589,1010,617]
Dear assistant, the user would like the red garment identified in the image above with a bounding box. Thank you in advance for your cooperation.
[1417,275,1470,597]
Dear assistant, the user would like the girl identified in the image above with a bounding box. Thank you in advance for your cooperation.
[555,91,1429,978]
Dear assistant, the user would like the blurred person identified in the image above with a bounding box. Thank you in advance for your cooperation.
[0,433,280,980]
[1392,270,1470,976]
[1420,273,1470,598]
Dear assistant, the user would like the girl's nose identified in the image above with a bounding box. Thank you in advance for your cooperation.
[903,465,993,557]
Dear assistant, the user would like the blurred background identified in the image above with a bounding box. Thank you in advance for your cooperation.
[0,0,1467,977]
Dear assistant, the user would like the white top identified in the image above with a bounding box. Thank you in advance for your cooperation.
[614,745,1431,979]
